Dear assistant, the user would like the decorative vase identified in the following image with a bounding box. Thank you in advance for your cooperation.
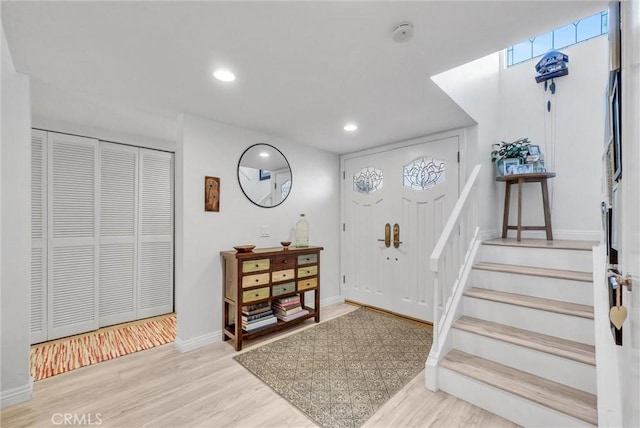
[496,159,506,176]
[295,214,309,248]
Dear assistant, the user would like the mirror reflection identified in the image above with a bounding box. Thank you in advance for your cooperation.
[238,144,292,208]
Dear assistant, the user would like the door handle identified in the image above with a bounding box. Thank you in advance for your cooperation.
[377,223,391,247]
[393,223,402,248]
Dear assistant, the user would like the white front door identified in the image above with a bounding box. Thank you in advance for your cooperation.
[341,135,459,321]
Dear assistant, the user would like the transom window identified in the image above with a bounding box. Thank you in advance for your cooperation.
[507,10,608,67]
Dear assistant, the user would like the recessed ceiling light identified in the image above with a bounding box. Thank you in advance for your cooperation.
[213,69,236,82]
[259,151,270,158]
[344,123,358,132]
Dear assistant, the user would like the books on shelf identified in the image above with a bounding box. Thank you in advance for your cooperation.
[239,294,311,332]
[242,309,274,323]
[273,305,302,316]
[242,302,271,316]
[274,309,309,322]
[273,296,300,309]
[241,302,277,332]
[242,314,277,332]
[275,296,299,304]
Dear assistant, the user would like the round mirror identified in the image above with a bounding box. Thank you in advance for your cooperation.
[238,143,292,208]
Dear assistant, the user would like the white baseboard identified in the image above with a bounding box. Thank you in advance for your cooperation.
[321,295,344,307]
[1,378,33,409]
[479,229,498,241]
[174,330,220,353]
[482,229,601,242]
[507,229,601,241]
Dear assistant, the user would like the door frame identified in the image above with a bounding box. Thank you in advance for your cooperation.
[339,127,472,308]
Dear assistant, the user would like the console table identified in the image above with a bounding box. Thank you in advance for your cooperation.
[220,246,322,350]
[496,172,556,241]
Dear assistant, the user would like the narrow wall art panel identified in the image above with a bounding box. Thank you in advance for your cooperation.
[205,176,220,212]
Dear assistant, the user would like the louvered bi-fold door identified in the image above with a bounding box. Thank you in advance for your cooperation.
[137,149,174,319]
[98,142,138,327]
[48,132,99,340]
[31,130,48,344]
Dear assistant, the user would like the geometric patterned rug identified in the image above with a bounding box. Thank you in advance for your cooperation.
[234,307,433,428]
[30,313,176,381]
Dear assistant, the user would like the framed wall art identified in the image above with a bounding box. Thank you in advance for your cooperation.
[610,71,622,181]
[205,176,220,212]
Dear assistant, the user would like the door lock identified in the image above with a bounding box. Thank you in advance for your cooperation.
[393,223,402,248]
[377,223,391,247]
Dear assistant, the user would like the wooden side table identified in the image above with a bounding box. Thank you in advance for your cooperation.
[496,172,556,241]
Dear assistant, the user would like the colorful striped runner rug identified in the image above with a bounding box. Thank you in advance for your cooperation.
[30,314,176,381]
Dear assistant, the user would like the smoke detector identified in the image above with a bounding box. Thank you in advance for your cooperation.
[392,22,414,43]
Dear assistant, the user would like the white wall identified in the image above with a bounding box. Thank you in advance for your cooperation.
[498,37,608,238]
[1,21,32,408]
[175,114,340,351]
[432,53,501,239]
[433,36,608,240]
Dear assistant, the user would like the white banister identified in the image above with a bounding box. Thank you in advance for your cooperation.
[426,164,482,391]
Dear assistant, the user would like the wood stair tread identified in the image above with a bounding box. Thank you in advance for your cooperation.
[440,349,597,426]
[483,238,597,251]
[453,316,595,365]
[464,287,594,319]
[473,261,592,282]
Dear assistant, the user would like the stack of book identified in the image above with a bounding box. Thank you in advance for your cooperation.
[272,296,309,322]
[241,302,277,332]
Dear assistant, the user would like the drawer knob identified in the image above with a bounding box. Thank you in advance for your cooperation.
[255,264,259,267]
[255,279,259,282]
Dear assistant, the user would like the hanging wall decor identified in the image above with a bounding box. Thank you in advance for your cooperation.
[205,176,220,212]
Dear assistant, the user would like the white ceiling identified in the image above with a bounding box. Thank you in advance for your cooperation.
[1,1,606,154]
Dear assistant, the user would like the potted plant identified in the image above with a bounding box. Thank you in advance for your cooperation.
[491,137,531,175]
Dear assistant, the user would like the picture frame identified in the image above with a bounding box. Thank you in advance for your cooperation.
[611,71,622,181]
[611,184,619,251]
[527,145,541,155]
[503,158,520,175]
[204,176,220,212]
[512,163,533,175]
[606,138,615,205]
[259,169,271,181]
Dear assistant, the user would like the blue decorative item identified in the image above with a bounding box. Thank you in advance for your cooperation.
[535,50,569,83]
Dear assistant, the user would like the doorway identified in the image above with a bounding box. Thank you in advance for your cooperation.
[341,134,460,322]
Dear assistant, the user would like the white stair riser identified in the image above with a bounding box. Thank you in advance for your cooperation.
[452,329,596,394]
[472,270,594,306]
[438,368,596,428]
[482,245,593,272]
[463,297,595,345]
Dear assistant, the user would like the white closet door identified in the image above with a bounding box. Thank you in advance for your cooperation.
[98,142,138,327]
[31,130,48,344]
[47,132,99,340]
[137,149,174,319]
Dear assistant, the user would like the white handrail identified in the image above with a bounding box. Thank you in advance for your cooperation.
[430,164,481,272]
[429,164,481,362]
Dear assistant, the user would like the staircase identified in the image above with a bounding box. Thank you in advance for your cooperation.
[437,238,598,427]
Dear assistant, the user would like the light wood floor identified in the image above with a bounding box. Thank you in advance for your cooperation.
[1,303,517,428]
